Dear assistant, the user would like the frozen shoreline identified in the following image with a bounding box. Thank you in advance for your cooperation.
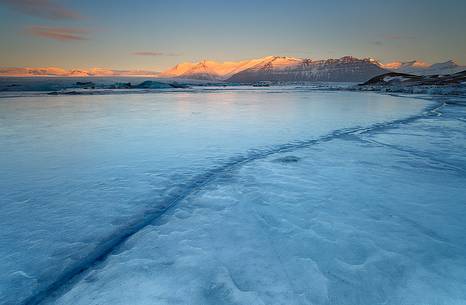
[1,85,465,100]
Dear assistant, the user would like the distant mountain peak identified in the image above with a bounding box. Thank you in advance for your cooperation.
[430,60,458,68]
[226,56,387,83]
[381,60,429,70]
[381,59,464,75]
[361,70,466,87]
[159,56,302,80]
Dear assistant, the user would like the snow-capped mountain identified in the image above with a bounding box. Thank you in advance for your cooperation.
[158,57,268,80]
[381,60,465,75]
[361,70,466,87]
[380,61,429,73]
[0,67,160,77]
[161,56,388,83]
[227,56,387,83]
[426,60,466,75]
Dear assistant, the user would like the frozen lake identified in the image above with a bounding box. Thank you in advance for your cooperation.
[0,89,465,305]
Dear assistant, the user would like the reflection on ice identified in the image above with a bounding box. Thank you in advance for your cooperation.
[53,96,466,305]
[0,89,464,305]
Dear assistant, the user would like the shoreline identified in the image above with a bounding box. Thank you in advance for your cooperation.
[1,84,466,98]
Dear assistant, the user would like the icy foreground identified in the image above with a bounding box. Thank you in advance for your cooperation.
[0,90,465,305]
[51,95,466,305]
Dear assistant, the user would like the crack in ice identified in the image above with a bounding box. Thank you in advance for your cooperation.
[22,97,444,305]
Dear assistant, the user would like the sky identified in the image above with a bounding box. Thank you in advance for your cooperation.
[0,0,466,71]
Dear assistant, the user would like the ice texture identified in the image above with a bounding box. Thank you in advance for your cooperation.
[49,95,466,305]
[0,89,465,305]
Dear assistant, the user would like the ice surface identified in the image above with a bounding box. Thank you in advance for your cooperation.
[47,95,466,305]
[0,88,464,304]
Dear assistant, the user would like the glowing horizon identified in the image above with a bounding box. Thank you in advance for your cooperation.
[1,0,466,73]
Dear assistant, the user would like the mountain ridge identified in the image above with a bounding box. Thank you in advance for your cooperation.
[160,56,465,82]
[2,56,464,80]
[360,70,466,88]
[160,55,388,83]
[226,56,387,83]
[380,60,465,75]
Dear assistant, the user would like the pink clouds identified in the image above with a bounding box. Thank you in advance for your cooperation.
[25,26,90,41]
[0,0,81,20]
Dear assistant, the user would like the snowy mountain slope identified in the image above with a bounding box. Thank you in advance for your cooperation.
[381,60,466,75]
[0,67,160,77]
[159,57,268,80]
[361,70,466,87]
[380,60,429,71]
[160,56,387,82]
[227,56,387,83]
[426,60,466,75]
[4,58,463,79]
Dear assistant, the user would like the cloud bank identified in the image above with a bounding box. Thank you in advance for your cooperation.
[25,26,90,41]
[0,0,81,20]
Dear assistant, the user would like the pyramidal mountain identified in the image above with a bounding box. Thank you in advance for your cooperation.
[160,56,388,83]
[158,57,269,80]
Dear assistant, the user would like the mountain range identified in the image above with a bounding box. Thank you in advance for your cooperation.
[1,56,464,83]
[160,56,387,83]
[361,70,466,87]
[0,67,159,77]
[380,60,465,75]
[160,56,465,83]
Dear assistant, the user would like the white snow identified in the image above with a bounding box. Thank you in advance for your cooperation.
[383,76,410,82]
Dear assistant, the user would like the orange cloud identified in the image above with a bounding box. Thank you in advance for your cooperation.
[0,0,81,20]
[25,26,90,41]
